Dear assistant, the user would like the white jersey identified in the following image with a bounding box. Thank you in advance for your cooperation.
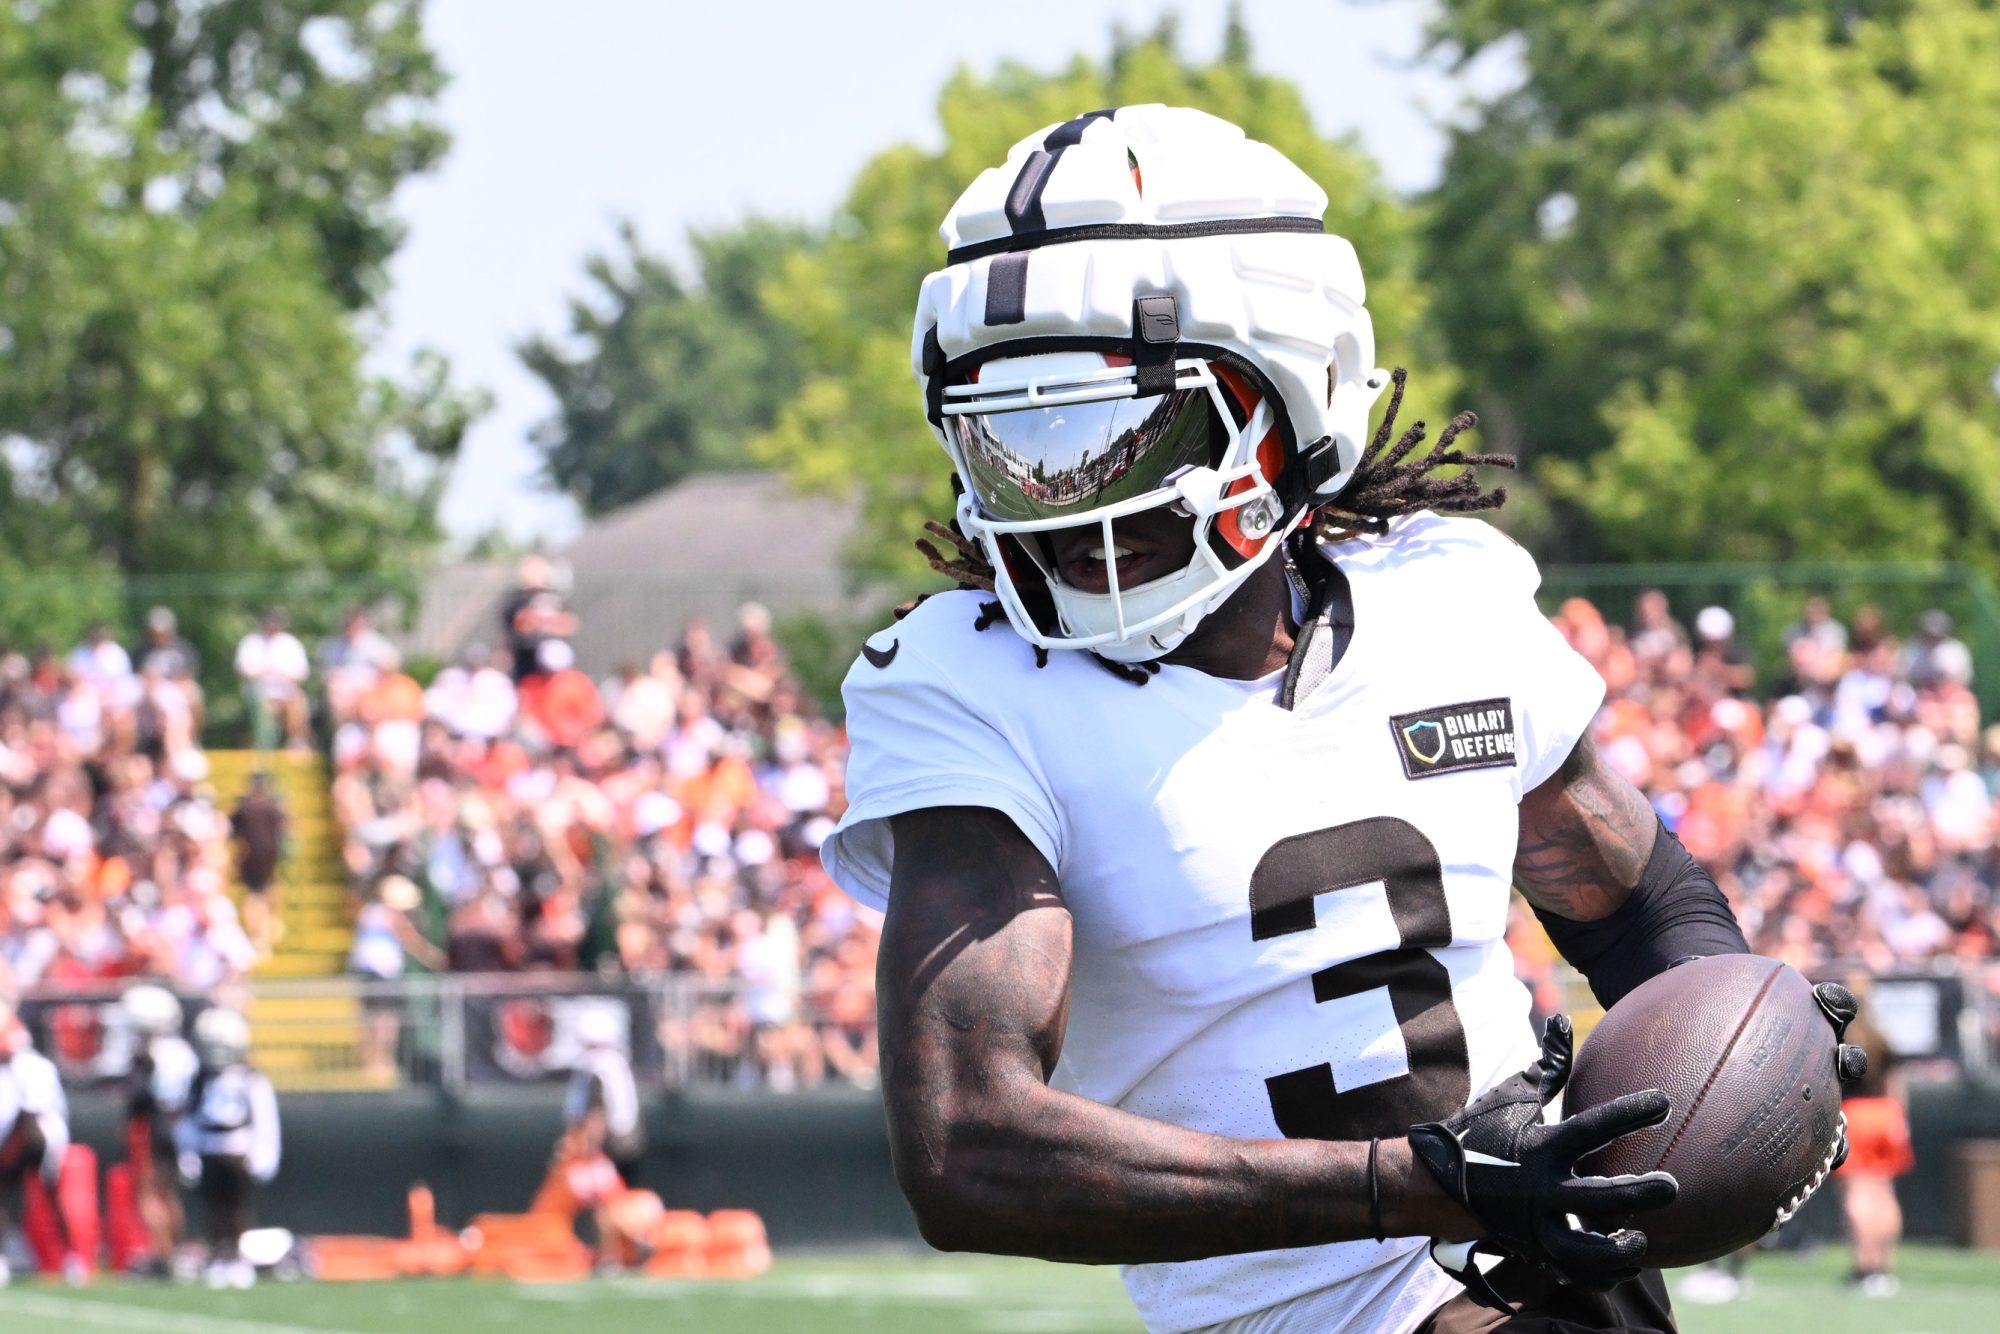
[823,514,1604,1334]
[178,1064,282,1182]
[138,1036,199,1116]
[1,1047,71,1185]
[564,1048,642,1146]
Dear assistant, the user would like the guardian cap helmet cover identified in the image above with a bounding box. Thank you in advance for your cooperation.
[913,105,1388,661]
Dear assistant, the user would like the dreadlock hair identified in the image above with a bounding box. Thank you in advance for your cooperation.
[905,369,1511,685]
[1313,367,1515,544]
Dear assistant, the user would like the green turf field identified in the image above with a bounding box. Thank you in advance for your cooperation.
[0,1245,1990,1332]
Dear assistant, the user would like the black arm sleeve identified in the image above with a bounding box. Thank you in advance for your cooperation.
[1532,820,1751,1009]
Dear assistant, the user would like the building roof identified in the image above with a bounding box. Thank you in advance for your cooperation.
[406,471,869,675]
[559,470,858,580]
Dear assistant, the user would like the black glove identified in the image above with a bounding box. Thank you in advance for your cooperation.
[1409,1015,1678,1301]
[1813,981,1868,1171]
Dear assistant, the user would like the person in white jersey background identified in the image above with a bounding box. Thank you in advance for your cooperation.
[820,106,1865,1334]
[123,984,199,1275]
[178,1006,281,1289]
[0,997,87,1285]
[563,1005,645,1186]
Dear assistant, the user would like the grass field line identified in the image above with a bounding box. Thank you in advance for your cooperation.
[0,1289,362,1334]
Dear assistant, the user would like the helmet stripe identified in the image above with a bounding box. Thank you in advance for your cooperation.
[947,215,1325,265]
[985,252,1029,325]
[1003,149,1059,232]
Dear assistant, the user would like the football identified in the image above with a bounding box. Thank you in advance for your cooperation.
[1563,953,1844,1268]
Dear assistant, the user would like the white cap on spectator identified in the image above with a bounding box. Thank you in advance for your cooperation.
[41,807,94,860]
[1842,840,1885,888]
[801,816,835,850]
[1773,695,1813,727]
[734,829,775,867]
[536,638,574,673]
[633,791,683,839]
[168,748,209,784]
[1695,606,1734,642]
[692,821,732,858]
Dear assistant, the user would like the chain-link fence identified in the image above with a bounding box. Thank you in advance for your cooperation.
[19,958,1989,1097]
[17,973,878,1097]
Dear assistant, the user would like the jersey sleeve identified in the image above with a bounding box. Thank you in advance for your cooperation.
[1490,537,1606,794]
[249,1073,282,1181]
[822,626,1061,912]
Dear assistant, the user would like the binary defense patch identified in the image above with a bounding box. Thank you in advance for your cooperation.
[1389,697,1517,780]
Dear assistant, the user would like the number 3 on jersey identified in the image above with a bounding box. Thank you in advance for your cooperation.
[1248,816,1471,1140]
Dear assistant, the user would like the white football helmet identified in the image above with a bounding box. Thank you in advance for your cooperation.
[123,983,184,1038]
[913,104,1389,662]
[194,1006,251,1067]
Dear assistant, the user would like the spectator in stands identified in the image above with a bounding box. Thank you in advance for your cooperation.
[1786,594,1849,658]
[517,641,604,751]
[500,556,577,684]
[334,588,878,1092]
[230,772,289,951]
[320,605,400,726]
[604,656,678,753]
[1692,605,1755,697]
[423,645,517,742]
[1559,589,1999,983]
[350,875,444,1081]
[68,621,134,695]
[136,607,201,693]
[1905,609,1974,692]
[233,609,310,750]
[1629,587,1691,684]
[0,611,251,994]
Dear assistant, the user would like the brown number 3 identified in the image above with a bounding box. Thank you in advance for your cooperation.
[1249,817,1471,1139]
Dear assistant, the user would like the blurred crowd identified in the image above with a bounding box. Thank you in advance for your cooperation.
[333,559,875,1090]
[14,562,2000,1094]
[1513,591,1998,1018]
[0,613,258,996]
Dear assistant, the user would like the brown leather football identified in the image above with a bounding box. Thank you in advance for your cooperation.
[1564,953,1844,1268]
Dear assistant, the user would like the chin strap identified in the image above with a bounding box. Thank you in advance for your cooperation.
[1277,556,1352,711]
[1273,434,1344,517]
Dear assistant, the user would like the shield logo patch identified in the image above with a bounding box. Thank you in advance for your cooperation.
[1401,719,1446,766]
[1388,698,1518,780]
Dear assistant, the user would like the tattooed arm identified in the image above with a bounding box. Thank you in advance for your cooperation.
[880,805,1476,1263]
[1515,735,1751,1005]
[1512,734,1659,922]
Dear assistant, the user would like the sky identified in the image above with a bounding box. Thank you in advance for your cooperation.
[379,0,1518,547]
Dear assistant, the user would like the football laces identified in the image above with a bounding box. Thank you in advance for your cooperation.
[1770,1110,1848,1229]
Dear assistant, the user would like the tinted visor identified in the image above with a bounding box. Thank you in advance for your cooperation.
[948,385,1226,523]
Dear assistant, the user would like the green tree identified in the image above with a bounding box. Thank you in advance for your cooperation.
[520,219,810,515]
[753,19,1459,585]
[1533,2,2000,563]
[0,0,478,649]
[1418,0,2000,564]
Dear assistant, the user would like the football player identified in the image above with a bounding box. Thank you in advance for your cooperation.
[178,1007,281,1289]
[0,997,88,1284]
[122,984,198,1275]
[562,1006,646,1187]
[820,106,1865,1334]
